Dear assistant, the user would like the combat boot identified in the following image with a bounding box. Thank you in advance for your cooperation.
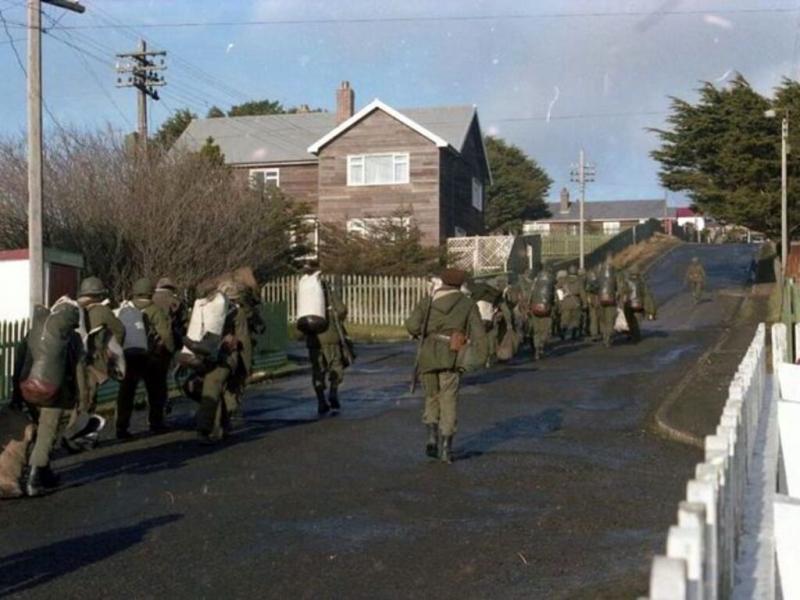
[425,424,439,458]
[24,466,47,497]
[329,385,341,415]
[38,465,60,489]
[439,436,453,464]
[316,388,330,416]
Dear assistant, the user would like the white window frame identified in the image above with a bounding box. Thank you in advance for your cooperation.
[347,153,410,187]
[346,216,411,238]
[523,222,550,235]
[472,177,484,211]
[249,168,280,190]
[602,221,621,235]
[292,215,319,260]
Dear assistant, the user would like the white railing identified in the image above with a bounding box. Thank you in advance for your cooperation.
[647,323,768,600]
[262,274,429,327]
[447,236,515,273]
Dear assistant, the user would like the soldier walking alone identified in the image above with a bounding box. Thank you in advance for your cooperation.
[685,256,707,304]
[406,268,488,464]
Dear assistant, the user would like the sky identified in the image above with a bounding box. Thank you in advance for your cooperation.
[0,0,799,205]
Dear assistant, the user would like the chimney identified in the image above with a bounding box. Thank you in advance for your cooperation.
[559,187,571,214]
[336,81,355,124]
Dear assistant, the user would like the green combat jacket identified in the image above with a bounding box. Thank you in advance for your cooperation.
[132,298,175,357]
[84,302,125,375]
[307,283,348,349]
[405,288,488,373]
[685,263,706,284]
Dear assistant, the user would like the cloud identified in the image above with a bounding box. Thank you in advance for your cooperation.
[703,14,734,30]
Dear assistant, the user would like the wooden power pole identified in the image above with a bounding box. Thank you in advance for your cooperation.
[116,39,166,151]
[27,0,84,314]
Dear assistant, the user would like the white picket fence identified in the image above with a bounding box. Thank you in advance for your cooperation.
[262,275,430,327]
[647,322,800,600]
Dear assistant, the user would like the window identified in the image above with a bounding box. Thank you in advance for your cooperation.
[347,153,409,186]
[523,222,550,235]
[454,226,467,237]
[471,178,483,211]
[347,216,411,238]
[249,168,280,190]
[603,221,621,235]
[291,215,319,260]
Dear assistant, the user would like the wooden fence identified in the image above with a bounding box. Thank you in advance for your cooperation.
[0,319,29,404]
[262,275,429,326]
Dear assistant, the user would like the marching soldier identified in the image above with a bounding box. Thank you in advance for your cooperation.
[406,268,488,464]
[557,265,585,340]
[304,267,351,416]
[527,264,556,360]
[116,278,175,439]
[619,266,656,343]
[76,277,125,413]
[153,277,188,350]
[684,256,707,304]
[196,280,251,444]
[597,254,619,348]
[584,269,601,341]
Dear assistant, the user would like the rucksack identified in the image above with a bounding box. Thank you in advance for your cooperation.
[115,301,149,354]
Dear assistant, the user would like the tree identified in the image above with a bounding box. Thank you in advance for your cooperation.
[228,99,286,117]
[484,136,551,233]
[206,106,225,118]
[153,108,196,149]
[650,74,800,240]
[198,136,225,166]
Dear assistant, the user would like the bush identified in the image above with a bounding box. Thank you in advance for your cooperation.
[0,129,307,298]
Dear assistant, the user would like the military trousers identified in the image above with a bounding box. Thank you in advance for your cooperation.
[529,316,551,355]
[421,370,460,437]
[196,365,232,436]
[690,281,703,303]
[116,352,170,433]
[310,344,344,394]
[29,407,64,468]
[588,304,600,338]
[598,305,618,346]
[560,306,582,331]
[623,305,642,343]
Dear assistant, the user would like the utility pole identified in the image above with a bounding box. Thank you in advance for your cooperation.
[116,39,166,151]
[781,115,789,274]
[570,150,596,270]
[27,0,85,315]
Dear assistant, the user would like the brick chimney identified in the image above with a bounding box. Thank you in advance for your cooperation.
[559,187,571,214]
[336,81,355,124]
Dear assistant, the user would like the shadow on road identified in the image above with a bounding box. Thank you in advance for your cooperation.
[0,514,182,597]
[456,408,563,460]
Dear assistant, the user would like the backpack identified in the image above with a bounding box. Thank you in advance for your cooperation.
[115,301,149,354]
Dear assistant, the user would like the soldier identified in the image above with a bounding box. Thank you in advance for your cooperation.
[597,254,619,348]
[305,269,350,416]
[557,265,585,340]
[76,277,125,413]
[153,277,188,351]
[220,283,253,420]
[196,280,251,444]
[116,278,175,439]
[19,301,85,496]
[619,266,656,343]
[684,256,707,304]
[406,268,488,464]
[527,264,556,360]
[584,269,601,341]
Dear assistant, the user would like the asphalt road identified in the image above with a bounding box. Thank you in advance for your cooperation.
[0,243,758,600]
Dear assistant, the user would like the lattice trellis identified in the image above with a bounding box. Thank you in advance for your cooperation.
[447,236,515,273]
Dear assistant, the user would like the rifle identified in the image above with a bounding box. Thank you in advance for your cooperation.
[325,281,355,367]
[410,291,435,394]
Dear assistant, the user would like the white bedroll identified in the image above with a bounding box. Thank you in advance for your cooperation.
[180,292,229,359]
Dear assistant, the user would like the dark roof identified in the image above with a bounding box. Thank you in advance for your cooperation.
[175,104,478,165]
[536,199,668,222]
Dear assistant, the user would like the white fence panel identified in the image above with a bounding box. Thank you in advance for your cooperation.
[261,274,429,327]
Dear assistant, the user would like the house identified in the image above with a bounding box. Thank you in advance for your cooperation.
[176,82,492,246]
[523,188,671,236]
[675,207,706,231]
[0,248,84,321]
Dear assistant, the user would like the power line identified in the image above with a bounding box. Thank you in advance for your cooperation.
[490,110,666,123]
[49,7,800,30]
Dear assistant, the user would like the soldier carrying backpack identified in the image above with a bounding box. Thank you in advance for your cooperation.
[115,278,175,439]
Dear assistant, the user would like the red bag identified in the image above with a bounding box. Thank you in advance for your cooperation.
[20,378,59,406]
[531,303,550,317]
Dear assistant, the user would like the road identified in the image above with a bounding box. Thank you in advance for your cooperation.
[0,244,759,599]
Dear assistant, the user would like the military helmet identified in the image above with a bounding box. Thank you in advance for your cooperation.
[78,276,107,297]
[218,279,243,300]
[132,277,154,298]
[556,269,567,279]
[156,277,177,291]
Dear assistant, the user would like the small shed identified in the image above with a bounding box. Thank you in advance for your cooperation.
[0,248,84,321]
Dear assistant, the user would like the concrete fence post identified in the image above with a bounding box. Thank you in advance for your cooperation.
[650,556,689,600]
[667,525,704,600]
[687,479,718,600]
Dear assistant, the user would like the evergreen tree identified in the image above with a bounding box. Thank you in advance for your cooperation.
[484,136,551,234]
[153,108,197,149]
[206,106,225,118]
[651,74,799,239]
[228,99,286,117]
[197,136,225,166]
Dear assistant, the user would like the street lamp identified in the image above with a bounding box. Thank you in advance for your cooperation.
[765,108,789,274]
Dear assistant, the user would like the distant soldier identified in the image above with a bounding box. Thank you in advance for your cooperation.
[116,278,175,439]
[406,268,488,464]
[619,266,656,343]
[153,277,188,351]
[527,265,556,360]
[470,281,501,366]
[303,267,350,416]
[76,277,125,413]
[584,269,601,341]
[220,282,253,420]
[597,253,619,348]
[557,265,585,340]
[684,256,707,304]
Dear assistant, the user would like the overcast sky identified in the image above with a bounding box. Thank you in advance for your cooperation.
[0,0,798,204]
